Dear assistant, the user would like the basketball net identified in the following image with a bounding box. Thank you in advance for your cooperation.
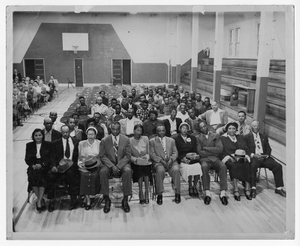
[72,46,78,54]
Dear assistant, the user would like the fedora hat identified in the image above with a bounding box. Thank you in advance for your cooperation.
[84,156,99,169]
[235,149,246,161]
[58,159,74,173]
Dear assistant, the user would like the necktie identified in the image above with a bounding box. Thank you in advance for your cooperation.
[160,138,168,159]
[254,133,262,153]
[240,125,244,135]
[113,136,118,162]
[65,138,70,159]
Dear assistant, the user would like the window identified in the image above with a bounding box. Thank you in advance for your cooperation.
[229,28,240,57]
[235,28,240,57]
[229,29,234,56]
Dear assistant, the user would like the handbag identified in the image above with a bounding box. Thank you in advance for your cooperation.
[185,152,200,165]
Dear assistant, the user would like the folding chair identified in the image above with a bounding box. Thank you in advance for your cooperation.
[67,78,75,88]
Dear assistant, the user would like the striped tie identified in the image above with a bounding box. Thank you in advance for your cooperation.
[240,125,244,135]
[113,136,118,163]
[160,137,168,160]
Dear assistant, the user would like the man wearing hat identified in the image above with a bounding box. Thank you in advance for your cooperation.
[197,121,228,205]
[47,125,80,212]
[99,121,132,213]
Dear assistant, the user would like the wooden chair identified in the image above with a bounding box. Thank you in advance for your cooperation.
[67,78,75,88]
[257,167,269,188]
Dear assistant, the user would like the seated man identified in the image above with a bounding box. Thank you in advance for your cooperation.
[49,111,64,131]
[106,98,118,119]
[99,122,132,213]
[91,97,109,116]
[198,100,228,135]
[196,121,228,205]
[43,117,62,142]
[159,97,172,116]
[203,97,212,112]
[122,95,138,114]
[72,113,86,132]
[119,108,142,138]
[150,125,181,205]
[107,103,126,126]
[136,100,150,122]
[47,125,79,212]
[164,108,182,137]
[76,96,91,116]
[143,110,164,139]
[118,89,129,106]
[176,103,189,122]
[244,120,286,198]
[185,108,202,135]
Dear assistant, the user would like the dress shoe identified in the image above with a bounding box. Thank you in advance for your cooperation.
[244,190,252,200]
[189,187,194,197]
[157,195,163,205]
[251,189,257,199]
[139,199,145,204]
[175,194,181,204]
[233,191,241,201]
[122,197,130,213]
[48,201,55,212]
[204,196,211,205]
[69,200,77,210]
[41,199,46,210]
[85,204,91,210]
[103,197,111,213]
[275,189,286,197]
[81,202,86,208]
[193,187,199,197]
[36,202,42,213]
[220,196,228,205]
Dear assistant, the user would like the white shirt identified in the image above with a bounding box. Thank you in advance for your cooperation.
[36,143,41,158]
[44,129,52,142]
[168,117,177,135]
[210,109,221,125]
[126,118,135,135]
[177,111,189,122]
[252,132,263,155]
[181,135,187,143]
[112,134,120,146]
[91,103,108,116]
[62,137,74,159]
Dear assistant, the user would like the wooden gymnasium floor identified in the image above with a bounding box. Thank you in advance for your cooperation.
[11,84,287,239]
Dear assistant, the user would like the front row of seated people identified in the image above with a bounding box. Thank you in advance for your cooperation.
[25,115,286,214]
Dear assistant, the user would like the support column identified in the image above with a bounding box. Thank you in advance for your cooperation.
[253,11,273,129]
[190,11,199,92]
[212,12,224,103]
[175,15,182,86]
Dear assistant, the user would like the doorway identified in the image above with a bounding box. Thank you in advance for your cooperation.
[24,59,45,80]
[112,59,131,85]
[75,59,83,87]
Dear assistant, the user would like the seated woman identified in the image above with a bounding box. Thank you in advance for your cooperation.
[130,124,152,204]
[68,117,83,141]
[77,126,101,210]
[173,122,202,197]
[25,128,53,212]
[220,122,252,201]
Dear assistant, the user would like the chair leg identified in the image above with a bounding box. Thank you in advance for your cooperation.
[264,168,269,188]
[257,167,262,183]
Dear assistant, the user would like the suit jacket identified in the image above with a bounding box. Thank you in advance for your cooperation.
[244,132,272,156]
[143,119,164,139]
[51,138,79,169]
[51,129,62,142]
[99,134,131,169]
[164,118,182,137]
[219,135,250,160]
[199,109,228,126]
[122,102,138,113]
[173,134,197,163]
[25,141,53,168]
[101,96,109,106]
[196,132,223,162]
[149,136,178,168]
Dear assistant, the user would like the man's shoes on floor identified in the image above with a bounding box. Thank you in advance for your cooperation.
[219,195,228,205]
[69,200,77,210]
[175,194,181,204]
[204,196,211,205]
[121,196,130,213]
[275,189,286,197]
[48,201,55,212]
[157,195,163,205]
[103,196,111,213]
[251,188,257,199]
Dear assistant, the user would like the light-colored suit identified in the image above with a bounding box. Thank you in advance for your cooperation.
[99,134,132,196]
[150,136,181,194]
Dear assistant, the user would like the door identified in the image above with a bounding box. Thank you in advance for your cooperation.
[122,60,131,85]
[75,59,83,87]
[24,59,45,80]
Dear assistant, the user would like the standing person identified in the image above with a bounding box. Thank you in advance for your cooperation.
[99,122,132,213]
[197,121,228,206]
[77,127,101,210]
[173,123,202,198]
[219,122,252,201]
[150,125,181,205]
[47,125,80,212]
[244,120,286,198]
[164,108,182,137]
[129,125,152,204]
[25,129,53,212]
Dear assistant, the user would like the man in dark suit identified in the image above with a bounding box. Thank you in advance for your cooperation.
[196,121,228,205]
[43,117,62,142]
[150,125,181,205]
[244,120,286,198]
[143,110,164,139]
[164,108,182,137]
[47,125,80,212]
[122,95,138,114]
[99,122,132,213]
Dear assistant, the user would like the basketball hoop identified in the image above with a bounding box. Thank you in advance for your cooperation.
[72,46,78,54]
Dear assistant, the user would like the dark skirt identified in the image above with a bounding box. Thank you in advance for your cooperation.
[131,163,153,184]
[27,166,48,188]
[79,167,100,196]
[225,160,251,183]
